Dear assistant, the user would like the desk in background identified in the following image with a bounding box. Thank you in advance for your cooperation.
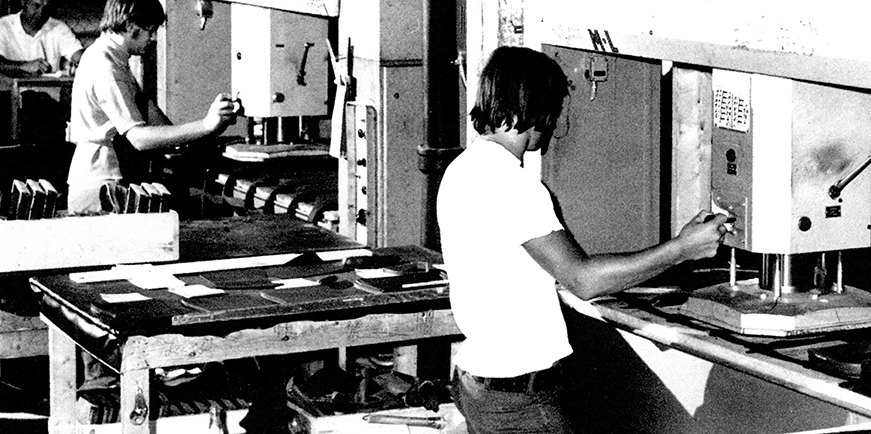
[0,74,73,145]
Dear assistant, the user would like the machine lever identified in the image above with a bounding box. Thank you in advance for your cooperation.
[829,153,871,199]
[297,42,315,86]
[196,0,213,31]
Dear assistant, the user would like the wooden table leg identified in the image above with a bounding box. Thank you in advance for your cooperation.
[47,324,76,434]
[450,341,462,376]
[10,82,19,143]
[119,367,154,434]
[394,345,418,377]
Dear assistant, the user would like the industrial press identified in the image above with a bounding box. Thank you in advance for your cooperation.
[678,69,871,337]
[230,3,330,144]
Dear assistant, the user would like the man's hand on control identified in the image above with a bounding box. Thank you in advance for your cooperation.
[202,93,237,134]
[675,210,731,261]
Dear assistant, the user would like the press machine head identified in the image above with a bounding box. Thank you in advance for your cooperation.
[230,3,330,144]
[711,69,871,297]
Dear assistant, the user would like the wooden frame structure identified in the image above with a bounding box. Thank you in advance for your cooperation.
[43,308,461,433]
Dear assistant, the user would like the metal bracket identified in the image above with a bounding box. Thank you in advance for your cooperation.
[129,386,149,425]
[584,55,609,100]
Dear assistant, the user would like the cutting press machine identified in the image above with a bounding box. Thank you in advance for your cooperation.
[678,69,871,337]
[230,3,329,144]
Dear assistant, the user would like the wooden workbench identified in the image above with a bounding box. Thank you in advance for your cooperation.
[32,214,461,434]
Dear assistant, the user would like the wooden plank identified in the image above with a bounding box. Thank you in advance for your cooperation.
[393,345,418,377]
[119,368,153,434]
[0,328,47,359]
[671,67,713,234]
[82,409,248,434]
[47,323,77,434]
[120,309,461,371]
[449,341,462,377]
[0,211,179,273]
[535,26,871,91]
[0,310,44,332]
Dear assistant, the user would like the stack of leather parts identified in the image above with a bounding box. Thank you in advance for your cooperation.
[99,181,172,214]
[3,178,57,220]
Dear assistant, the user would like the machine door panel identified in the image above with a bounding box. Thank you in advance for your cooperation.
[541,45,662,254]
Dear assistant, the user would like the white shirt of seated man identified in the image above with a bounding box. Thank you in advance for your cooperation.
[0,0,83,75]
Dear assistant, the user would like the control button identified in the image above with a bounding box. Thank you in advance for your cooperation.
[798,216,812,232]
[726,149,737,162]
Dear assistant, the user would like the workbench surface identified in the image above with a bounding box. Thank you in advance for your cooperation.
[31,215,461,434]
[563,286,871,420]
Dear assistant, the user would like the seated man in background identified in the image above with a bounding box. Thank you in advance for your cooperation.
[0,0,84,76]
[0,0,84,148]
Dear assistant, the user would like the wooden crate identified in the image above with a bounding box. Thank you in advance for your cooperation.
[0,211,179,273]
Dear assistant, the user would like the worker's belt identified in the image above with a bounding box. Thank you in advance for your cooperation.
[461,362,562,394]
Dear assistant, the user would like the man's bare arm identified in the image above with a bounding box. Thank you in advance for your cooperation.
[524,210,728,300]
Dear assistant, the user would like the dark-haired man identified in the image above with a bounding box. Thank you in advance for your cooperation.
[438,46,730,433]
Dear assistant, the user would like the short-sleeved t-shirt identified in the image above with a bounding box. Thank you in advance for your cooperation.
[437,137,572,378]
[66,32,146,196]
[0,12,82,72]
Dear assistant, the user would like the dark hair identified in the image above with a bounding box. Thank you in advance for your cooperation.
[100,0,165,33]
[470,46,569,135]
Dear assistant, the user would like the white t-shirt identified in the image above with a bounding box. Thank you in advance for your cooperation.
[66,32,146,213]
[437,137,572,378]
[0,12,82,72]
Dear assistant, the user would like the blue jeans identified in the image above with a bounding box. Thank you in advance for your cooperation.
[451,367,574,434]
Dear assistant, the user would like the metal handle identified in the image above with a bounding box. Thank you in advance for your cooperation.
[829,153,871,199]
[365,414,445,429]
[297,42,315,86]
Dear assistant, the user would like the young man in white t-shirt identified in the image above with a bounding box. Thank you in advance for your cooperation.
[66,0,236,214]
[437,46,731,433]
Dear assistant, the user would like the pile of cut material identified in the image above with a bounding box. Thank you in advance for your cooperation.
[241,359,454,433]
[2,178,58,220]
[99,182,172,214]
[223,143,329,162]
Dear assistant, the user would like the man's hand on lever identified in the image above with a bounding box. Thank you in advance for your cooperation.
[674,211,731,261]
[201,93,237,135]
